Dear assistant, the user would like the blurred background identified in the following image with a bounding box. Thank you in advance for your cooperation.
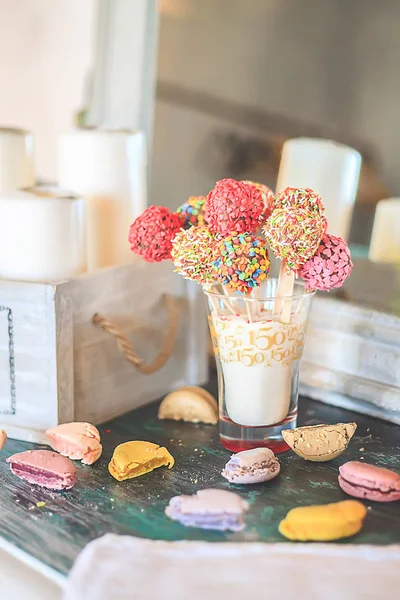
[0,0,398,248]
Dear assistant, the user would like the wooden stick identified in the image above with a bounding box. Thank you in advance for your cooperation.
[274,260,295,324]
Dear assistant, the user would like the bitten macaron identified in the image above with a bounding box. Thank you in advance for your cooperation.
[165,489,249,532]
[339,461,400,502]
[7,450,76,490]
[222,448,280,484]
[109,441,174,481]
[46,422,102,465]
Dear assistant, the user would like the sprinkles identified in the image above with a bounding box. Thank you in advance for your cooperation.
[264,206,327,271]
[274,187,325,215]
[171,226,216,284]
[213,233,270,294]
[205,178,264,235]
[177,196,207,228]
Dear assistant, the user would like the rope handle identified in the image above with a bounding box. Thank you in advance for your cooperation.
[92,293,180,375]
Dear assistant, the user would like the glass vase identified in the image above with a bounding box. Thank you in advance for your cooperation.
[204,279,314,453]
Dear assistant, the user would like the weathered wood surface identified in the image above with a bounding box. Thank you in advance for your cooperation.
[301,289,400,423]
[0,383,399,578]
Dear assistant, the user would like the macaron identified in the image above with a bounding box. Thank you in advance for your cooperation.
[282,422,357,461]
[109,441,174,481]
[7,450,76,490]
[0,429,7,451]
[158,386,218,425]
[279,499,367,541]
[222,448,280,484]
[46,422,102,465]
[165,488,249,532]
[339,461,400,502]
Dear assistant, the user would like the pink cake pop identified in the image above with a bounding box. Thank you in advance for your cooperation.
[128,205,182,262]
[298,233,353,291]
[205,178,264,235]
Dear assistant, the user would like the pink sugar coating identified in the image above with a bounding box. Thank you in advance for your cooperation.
[205,178,264,235]
[298,233,353,291]
[128,206,182,262]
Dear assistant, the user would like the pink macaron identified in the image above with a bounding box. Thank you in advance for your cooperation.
[339,461,400,502]
[7,450,76,490]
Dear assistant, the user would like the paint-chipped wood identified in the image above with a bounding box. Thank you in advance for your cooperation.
[0,385,399,578]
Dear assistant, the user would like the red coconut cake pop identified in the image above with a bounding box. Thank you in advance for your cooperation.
[176,196,207,229]
[298,233,353,291]
[242,180,275,219]
[171,226,216,284]
[213,232,270,294]
[205,178,264,235]
[264,206,327,271]
[128,205,182,262]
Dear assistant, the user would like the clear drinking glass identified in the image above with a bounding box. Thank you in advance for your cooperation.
[204,279,314,453]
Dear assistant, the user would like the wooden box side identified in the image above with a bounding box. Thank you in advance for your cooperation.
[60,259,208,424]
[0,280,73,442]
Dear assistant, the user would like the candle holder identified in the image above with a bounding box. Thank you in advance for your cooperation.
[205,279,314,453]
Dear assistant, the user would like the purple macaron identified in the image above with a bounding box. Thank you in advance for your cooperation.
[7,450,76,490]
[339,461,400,502]
[222,448,280,484]
[165,489,249,532]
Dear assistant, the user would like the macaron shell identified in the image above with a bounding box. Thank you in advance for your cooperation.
[158,387,218,425]
[279,500,367,541]
[282,422,357,461]
[109,441,174,481]
[0,429,6,450]
[46,422,102,465]
[339,461,400,502]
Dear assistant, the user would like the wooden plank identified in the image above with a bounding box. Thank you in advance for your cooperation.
[0,387,399,578]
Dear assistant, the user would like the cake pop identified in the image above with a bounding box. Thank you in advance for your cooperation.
[128,205,182,262]
[298,233,353,291]
[213,233,270,294]
[264,205,327,271]
[205,178,264,235]
[171,226,216,284]
[242,180,275,219]
[177,196,207,229]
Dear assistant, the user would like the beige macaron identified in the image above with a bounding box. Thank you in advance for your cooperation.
[283,422,357,462]
[0,429,7,451]
[158,386,218,425]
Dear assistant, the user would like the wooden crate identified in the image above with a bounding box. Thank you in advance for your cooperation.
[0,259,208,442]
[300,295,400,424]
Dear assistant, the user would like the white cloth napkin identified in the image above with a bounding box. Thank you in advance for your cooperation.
[64,534,400,600]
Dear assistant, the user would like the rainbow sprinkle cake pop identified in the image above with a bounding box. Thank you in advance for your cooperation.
[298,233,353,291]
[264,206,327,271]
[213,233,270,294]
[242,180,275,219]
[177,196,207,229]
[128,205,182,262]
[205,178,264,235]
[171,226,216,284]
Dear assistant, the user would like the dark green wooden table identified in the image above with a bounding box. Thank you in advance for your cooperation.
[0,380,399,578]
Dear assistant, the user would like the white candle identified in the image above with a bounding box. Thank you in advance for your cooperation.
[58,128,147,272]
[369,198,400,264]
[0,186,85,282]
[277,138,362,240]
[0,127,34,193]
